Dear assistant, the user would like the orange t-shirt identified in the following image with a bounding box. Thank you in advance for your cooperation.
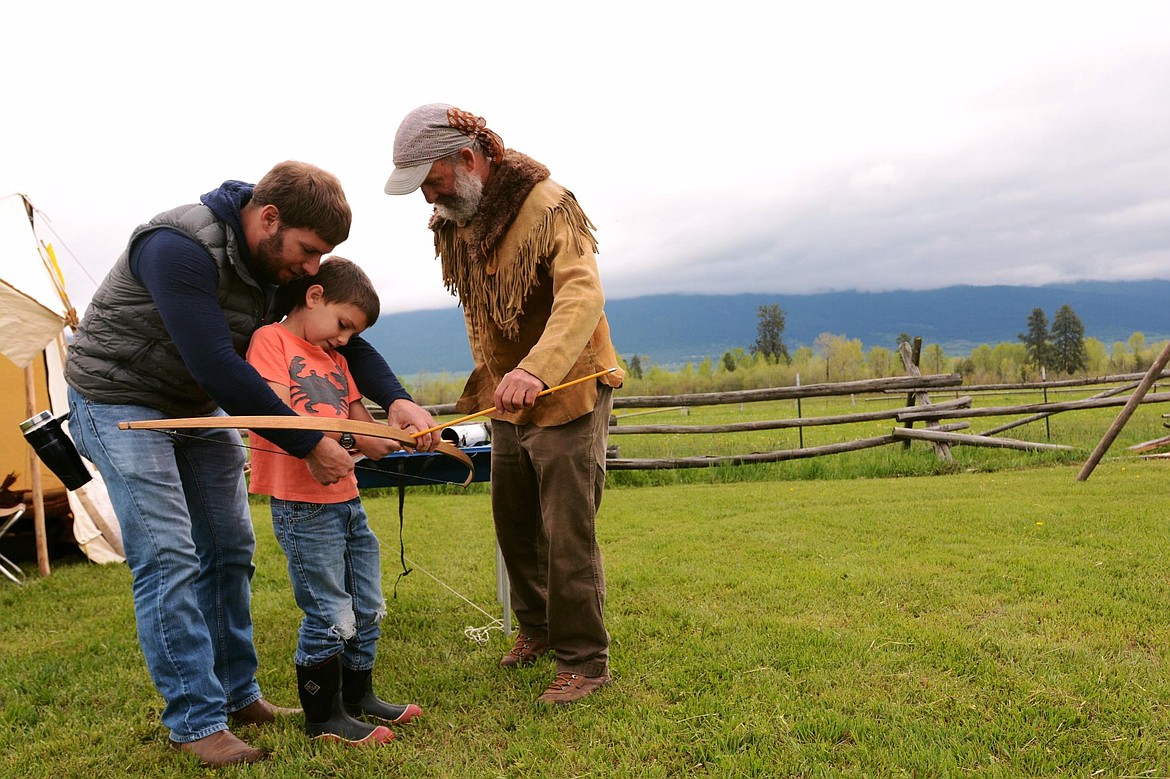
[245,323,363,503]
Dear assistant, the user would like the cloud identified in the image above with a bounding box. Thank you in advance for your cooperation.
[596,46,1170,300]
[3,1,1170,318]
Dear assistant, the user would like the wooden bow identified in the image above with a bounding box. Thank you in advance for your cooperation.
[117,415,475,487]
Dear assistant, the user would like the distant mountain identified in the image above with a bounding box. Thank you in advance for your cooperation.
[364,280,1170,376]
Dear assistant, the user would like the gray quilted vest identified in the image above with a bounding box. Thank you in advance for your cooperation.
[65,203,274,416]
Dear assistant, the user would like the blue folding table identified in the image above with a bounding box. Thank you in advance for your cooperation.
[355,445,492,489]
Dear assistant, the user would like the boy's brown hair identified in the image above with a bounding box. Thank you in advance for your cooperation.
[277,256,380,328]
[252,161,352,246]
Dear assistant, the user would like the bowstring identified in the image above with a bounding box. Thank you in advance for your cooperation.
[155,428,452,588]
[153,427,465,487]
[401,554,505,644]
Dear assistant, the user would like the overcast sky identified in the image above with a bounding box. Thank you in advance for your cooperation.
[3,1,1169,317]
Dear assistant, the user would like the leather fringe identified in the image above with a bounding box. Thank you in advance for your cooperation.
[437,190,597,340]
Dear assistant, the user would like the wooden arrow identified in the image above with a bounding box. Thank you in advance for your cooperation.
[411,367,619,439]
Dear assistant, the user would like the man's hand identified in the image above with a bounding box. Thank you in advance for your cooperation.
[495,368,545,413]
[304,436,356,485]
[388,398,441,452]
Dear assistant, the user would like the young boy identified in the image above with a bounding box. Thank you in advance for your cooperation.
[246,257,421,747]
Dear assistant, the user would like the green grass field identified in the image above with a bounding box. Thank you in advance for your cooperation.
[3,393,1170,777]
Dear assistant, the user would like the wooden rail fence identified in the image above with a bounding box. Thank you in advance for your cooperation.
[420,365,1170,473]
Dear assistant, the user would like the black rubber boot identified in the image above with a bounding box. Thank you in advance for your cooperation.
[297,655,394,746]
[342,665,422,724]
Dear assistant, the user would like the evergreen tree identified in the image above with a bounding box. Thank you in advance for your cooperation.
[1018,307,1053,371]
[627,354,644,380]
[1050,304,1086,374]
[752,304,790,364]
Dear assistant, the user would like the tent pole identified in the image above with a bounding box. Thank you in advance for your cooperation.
[24,365,50,576]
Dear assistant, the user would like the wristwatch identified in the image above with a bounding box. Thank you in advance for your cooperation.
[339,433,356,450]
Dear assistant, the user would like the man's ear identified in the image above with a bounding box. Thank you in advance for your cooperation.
[457,146,491,182]
[260,204,281,233]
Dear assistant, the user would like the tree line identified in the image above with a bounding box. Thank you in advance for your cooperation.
[407,302,1163,404]
[611,301,1167,398]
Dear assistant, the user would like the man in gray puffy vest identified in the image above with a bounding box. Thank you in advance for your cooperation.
[65,160,439,766]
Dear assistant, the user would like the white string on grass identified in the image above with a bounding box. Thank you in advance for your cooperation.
[404,555,504,644]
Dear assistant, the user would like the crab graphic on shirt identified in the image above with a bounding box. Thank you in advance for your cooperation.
[288,355,350,416]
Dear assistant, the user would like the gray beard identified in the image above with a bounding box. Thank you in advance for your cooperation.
[434,166,484,226]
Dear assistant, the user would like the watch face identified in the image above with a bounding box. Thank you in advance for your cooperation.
[339,433,356,449]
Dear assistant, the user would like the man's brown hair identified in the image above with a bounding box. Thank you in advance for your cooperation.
[252,161,352,246]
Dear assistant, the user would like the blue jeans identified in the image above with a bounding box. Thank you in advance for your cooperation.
[269,497,385,668]
[67,388,261,743]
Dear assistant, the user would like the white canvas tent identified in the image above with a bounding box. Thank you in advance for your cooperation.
[0,193,123,572]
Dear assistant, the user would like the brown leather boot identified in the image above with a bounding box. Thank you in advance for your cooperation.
[169,730,266,766]
[500,633,550,668]
[536,672,610,706]
[230,697,301,727]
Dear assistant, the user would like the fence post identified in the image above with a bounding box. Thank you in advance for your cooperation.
[902,338,923,450]
[899,339,953,463]
[1042,367,1050,441]
[796,373,804,449]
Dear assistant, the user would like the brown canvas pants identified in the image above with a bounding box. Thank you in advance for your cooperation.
[489,386,613,678]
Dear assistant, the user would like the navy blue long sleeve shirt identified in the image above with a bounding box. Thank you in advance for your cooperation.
[128,191,411,458]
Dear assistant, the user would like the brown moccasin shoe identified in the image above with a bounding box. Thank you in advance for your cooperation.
[230,697,301,727]
[169,729,266,766]
[500,633,550,668]
[536,672,610,706]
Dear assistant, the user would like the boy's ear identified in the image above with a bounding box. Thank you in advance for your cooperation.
[304,283,327,306]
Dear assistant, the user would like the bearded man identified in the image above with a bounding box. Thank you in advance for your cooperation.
[384,104,625,706]
[65,161,439,765]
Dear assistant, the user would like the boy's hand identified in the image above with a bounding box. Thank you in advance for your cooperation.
[388,399,440,452]
[353,434,403,460]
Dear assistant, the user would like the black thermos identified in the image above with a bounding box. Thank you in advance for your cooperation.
[19,411,93,491]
